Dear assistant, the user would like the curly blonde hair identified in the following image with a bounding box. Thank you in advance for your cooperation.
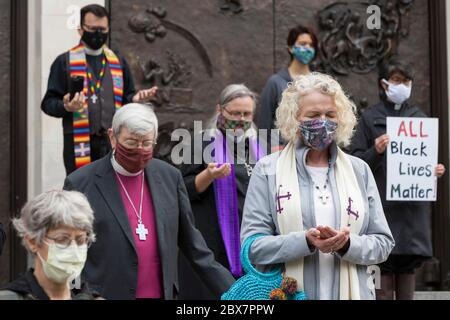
[275,72,357,147]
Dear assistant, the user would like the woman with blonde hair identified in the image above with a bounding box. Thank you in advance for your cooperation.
[240,72,394,300]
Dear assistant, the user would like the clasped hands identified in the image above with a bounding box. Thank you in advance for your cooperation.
[305,225,350,255]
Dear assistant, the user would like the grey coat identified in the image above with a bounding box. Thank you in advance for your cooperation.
[240,141,395,300]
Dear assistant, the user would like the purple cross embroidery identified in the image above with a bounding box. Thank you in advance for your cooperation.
[346,197,359,226]
[276,185,292,214]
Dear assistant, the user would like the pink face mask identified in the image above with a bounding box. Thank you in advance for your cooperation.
[114,142,153,173]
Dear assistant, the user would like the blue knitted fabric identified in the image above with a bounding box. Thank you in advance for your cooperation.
[221,234,307,300]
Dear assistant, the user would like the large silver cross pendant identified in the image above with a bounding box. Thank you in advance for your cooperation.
[136,223,148,241]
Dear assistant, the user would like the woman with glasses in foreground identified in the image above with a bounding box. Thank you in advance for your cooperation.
[0,190,100,300]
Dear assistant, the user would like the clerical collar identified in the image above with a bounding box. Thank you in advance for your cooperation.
[111,153,143,177]
[83,44,104,56]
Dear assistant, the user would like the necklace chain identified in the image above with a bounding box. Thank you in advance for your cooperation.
[308,157,332,205]
[115,172,145,224]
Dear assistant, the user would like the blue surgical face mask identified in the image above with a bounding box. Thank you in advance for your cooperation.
[292,46,315,65]
[299,119,338,151]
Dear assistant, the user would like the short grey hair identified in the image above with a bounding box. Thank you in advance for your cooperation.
[112,103,159,137]
[12,190,96,248]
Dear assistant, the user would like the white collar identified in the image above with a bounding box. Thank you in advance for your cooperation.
[111,153,143,177]
[83,43,104,56]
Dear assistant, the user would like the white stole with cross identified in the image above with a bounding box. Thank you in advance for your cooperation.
[275,141,365,300]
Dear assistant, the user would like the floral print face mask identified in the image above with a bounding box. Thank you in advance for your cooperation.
[299,119,338,150]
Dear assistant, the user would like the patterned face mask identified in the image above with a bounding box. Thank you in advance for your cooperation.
[217,113,252,132]
[292,46,315,65]
[299,119,338,151]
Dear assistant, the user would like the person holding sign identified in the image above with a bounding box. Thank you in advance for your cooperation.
[241,73,394,300]
[351,59,446,300]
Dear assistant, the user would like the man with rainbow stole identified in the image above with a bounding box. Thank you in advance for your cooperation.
[42,4,157,175]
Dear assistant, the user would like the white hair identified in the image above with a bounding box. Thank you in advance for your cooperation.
[275,72,357,147]
[12,190,96,248]
[112,103,158,138]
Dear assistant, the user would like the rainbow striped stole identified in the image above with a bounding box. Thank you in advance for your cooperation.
[69,43,124,169]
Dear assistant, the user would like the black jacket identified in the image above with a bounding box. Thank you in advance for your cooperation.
[63,154,235,300]
[180,133,255,270]
[0,269,101,300]
[41,50,136,135]
[351,100,432,257]
[178,133,257,299]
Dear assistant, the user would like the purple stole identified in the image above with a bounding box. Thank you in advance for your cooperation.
[213,130,265,277]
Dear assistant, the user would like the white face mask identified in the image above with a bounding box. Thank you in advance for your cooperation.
[37,242,88,284]
[383,79,412,105]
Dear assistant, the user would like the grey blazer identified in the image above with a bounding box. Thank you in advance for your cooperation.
[64,154,235,300]
[240,141,395,300]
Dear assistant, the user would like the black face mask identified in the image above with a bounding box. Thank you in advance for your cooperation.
[82,30,108,50]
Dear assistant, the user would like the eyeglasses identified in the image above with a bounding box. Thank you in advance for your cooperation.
[45,235,91,249]
[223,108,253,120]
[388,76,411,86]
[122,139,157,150]
[82,24,109,34]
